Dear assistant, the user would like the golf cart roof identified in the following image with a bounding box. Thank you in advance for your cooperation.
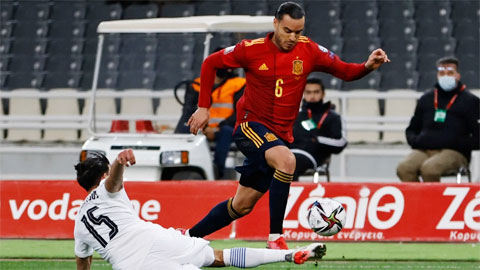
[97,15,274,34]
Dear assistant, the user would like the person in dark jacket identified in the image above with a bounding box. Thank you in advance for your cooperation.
[397,56,480,182]
[290,78,347,180]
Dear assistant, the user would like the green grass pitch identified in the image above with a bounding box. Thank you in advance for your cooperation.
[0,239,479,269]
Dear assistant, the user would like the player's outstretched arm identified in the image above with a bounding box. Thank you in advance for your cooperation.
[365,48,390,70]
[105,149,136,193]
[76,255,92,270]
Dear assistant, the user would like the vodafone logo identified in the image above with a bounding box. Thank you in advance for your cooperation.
[8,193,161,221]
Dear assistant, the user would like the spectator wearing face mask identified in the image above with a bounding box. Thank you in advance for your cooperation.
[396,56,479,182]
[175,48,246,179]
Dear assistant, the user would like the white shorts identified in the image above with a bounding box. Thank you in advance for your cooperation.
[140,227,215,269]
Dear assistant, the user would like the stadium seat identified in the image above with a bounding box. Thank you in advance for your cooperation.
[47,38,84,55]
[5,89,42,141]
[417,71,437,91]
[453,20,479,40]
[456,54,479,76]
[381,37,417,58]
[0,1,16,22]
[0,37,13,55]
[195,0,231,16]
[342,20,379,39]
[417,54,444,73]
[155,95,183,132]
[0,21,14,39]
[81,89,118,139]
[304,1,340,24]
[85,2,122,21]
[451,0,480,24]
[117,71,156,90]
[0,56,10,71]
[43,89,81,142]
[341,0,378,23]
[120,35,158,55]
[155,34,195,55]
[4,72,45,90]
[84,36,120,56]
[15,1,51,21]
[83,54,120,74]
[11,38,48,56]
[417,38,456,62]
[461,71,480,89]
[306,22,342,47]
[231,0,268,16]
[379,19,416,40]
[46,55,83,73]
[415,20,453,39]
[342,37,381,60]
[377,0,414,22]
[50,2,86,21]
[414,0,451,22]
[120,90,154,116]
[13,21,50,39]
[342,71,381,90]
[119,55,155,72]
[48,21,86,39]
[43,72,82,90]
[380,71,418,91]
[344,90,380,143]
[81,71,118,90]
[382,89,417,143]
[0,73,7,89]
[159,2,195,17]
[8,55,46,73]
[323,89,342,113]
[122,3,159,19]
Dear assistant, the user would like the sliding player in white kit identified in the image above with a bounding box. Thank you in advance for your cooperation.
[74,149,326,270]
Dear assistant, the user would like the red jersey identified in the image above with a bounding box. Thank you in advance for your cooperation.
[198,32,371,142]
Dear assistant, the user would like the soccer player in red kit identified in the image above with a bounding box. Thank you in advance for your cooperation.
[188,1,390,249]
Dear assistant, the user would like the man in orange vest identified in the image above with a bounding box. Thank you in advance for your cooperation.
[175,49,246,179]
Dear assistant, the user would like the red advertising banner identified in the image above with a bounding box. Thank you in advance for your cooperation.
[237,182,480,242]
[1,181,479,242]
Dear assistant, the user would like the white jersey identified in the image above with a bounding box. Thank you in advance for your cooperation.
[74,180,161,270]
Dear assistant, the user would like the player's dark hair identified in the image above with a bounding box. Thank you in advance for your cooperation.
[306,78,325,92]
[275,1,305,20]
[436,56,459,69]
[75,152,110,191]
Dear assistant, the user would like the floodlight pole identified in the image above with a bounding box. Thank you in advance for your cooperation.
[87,34,105,136]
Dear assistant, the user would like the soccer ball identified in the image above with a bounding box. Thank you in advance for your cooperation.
[307,198,346,236]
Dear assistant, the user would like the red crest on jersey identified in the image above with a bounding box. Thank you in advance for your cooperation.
[292,60,303,75]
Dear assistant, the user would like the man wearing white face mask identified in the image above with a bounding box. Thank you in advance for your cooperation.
[397,56,480,182]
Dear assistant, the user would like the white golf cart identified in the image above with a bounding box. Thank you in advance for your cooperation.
[80,16,273,181]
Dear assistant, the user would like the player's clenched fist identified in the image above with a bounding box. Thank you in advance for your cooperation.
[116,149,136,167]
[365,48,390,70]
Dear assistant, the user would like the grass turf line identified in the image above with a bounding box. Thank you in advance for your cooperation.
[0,239,478,270]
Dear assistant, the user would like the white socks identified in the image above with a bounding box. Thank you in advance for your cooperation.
[223,247,291,268]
